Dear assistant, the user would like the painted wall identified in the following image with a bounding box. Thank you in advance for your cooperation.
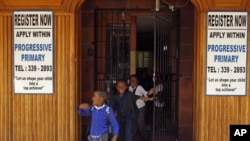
[0,0,84,141]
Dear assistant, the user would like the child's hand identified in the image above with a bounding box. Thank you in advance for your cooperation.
[111,135,118,141]
[147,97,155,101]
[78,103,89,110]
[148,88,154,95]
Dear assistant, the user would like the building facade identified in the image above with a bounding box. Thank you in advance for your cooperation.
[0,0,250,141]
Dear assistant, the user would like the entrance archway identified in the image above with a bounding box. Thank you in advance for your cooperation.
[77,1,195,141]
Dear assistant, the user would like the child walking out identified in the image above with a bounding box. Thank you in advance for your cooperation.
[110,79,152,141]
[129,74,154,141]
[77,90,119,141]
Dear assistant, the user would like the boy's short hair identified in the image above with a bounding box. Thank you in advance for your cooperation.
[116,79,127,86]
[129,74,138,80]
[94,90,107,101]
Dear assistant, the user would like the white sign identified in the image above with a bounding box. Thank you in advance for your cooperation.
[206,11,248,96]
[13,11,54,94]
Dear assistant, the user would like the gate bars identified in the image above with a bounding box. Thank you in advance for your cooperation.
[94,9,130,101]
[94,6,180,141]
[152,2,180,141]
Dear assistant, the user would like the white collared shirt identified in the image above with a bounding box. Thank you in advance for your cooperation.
[94,104,106,110]
[129,85,148,109]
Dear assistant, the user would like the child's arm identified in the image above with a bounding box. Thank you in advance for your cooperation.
[148,88,155,95]
[144,96,155,101]
[138,85,154,96]
[138,96,155,101]
[77,103,92,116]
[109,108,119,141]
[111,135,118,141]
[132,93,154,102]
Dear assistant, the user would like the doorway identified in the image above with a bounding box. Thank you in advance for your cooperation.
[79,1,194,141]
[136,3,180,140]
[93,5,180,141]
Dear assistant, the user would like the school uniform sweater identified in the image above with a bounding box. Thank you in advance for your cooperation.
[77,104,119,138]
[110,92,139,121]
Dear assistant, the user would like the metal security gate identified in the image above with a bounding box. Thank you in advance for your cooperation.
[94,5,180,141]
[94,9,130,101]
[152,2,180,141]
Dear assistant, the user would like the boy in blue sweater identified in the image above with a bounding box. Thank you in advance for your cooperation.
[78,90,119,141]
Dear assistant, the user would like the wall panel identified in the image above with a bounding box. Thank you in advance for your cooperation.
[191,0,250,141]
[0,14,12,141]
[0,11,80,141]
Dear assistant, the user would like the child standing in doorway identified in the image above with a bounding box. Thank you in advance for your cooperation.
[129,74,154,141]
[110,79,152,141]
[77,90,119,141]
